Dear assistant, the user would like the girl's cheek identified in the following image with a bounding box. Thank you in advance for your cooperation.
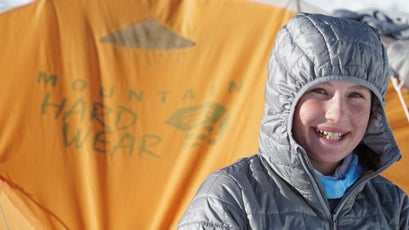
[350,104,371,117]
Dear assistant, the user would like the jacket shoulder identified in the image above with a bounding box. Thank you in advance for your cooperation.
[177,155,262,229]
[368,175,408,197]
[363,175,409,228]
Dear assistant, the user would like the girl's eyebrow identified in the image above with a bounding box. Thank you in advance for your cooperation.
[314,82,331,88]
[315,82,370,92]
[350,85,370,91]
[326,82,369,90]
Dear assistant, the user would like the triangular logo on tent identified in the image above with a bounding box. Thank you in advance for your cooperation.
[101,17,196,50]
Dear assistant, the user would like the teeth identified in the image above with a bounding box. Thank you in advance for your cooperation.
[316,129,344,140]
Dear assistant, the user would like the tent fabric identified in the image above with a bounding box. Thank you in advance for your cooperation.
[0,0,407,229]
[0,0,294,228]
[384,83,409,193]
[0,179,41,229]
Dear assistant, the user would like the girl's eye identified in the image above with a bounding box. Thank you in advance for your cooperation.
[311,88,326,95]
[349,92,364,98]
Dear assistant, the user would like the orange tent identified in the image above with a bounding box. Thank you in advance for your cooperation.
[0,0,406,229]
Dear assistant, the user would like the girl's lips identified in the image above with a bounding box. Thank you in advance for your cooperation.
[315,128,345,140]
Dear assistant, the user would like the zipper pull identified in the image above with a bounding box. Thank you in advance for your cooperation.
[331,215,337,229]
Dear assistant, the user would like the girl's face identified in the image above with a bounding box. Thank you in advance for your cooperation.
[292,81,372,175]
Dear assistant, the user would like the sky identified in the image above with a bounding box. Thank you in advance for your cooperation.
[303,0,409,14]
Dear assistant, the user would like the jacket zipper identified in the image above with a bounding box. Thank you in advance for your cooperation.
[297,150,335,227]
[331,215,337,230]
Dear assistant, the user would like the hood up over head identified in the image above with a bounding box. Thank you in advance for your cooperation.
[258,12,401,204]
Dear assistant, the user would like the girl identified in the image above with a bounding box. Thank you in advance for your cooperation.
[178,13,409,229]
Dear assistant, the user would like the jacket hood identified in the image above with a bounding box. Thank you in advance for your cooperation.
[258,13,401,203]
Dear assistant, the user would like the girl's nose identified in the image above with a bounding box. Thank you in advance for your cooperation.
[324,95,345,123]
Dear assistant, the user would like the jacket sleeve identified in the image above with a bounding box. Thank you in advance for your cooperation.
[177,171,248,229]
[400,190,409,229]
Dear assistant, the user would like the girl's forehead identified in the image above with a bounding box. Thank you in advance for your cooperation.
[312,80,371,91]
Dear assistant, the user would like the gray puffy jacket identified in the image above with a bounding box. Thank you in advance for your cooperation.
[178,13,409,229]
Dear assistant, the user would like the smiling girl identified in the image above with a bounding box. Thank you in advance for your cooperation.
[178,13,409,229]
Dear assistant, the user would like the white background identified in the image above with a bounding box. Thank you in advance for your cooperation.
[303,0,409,13]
